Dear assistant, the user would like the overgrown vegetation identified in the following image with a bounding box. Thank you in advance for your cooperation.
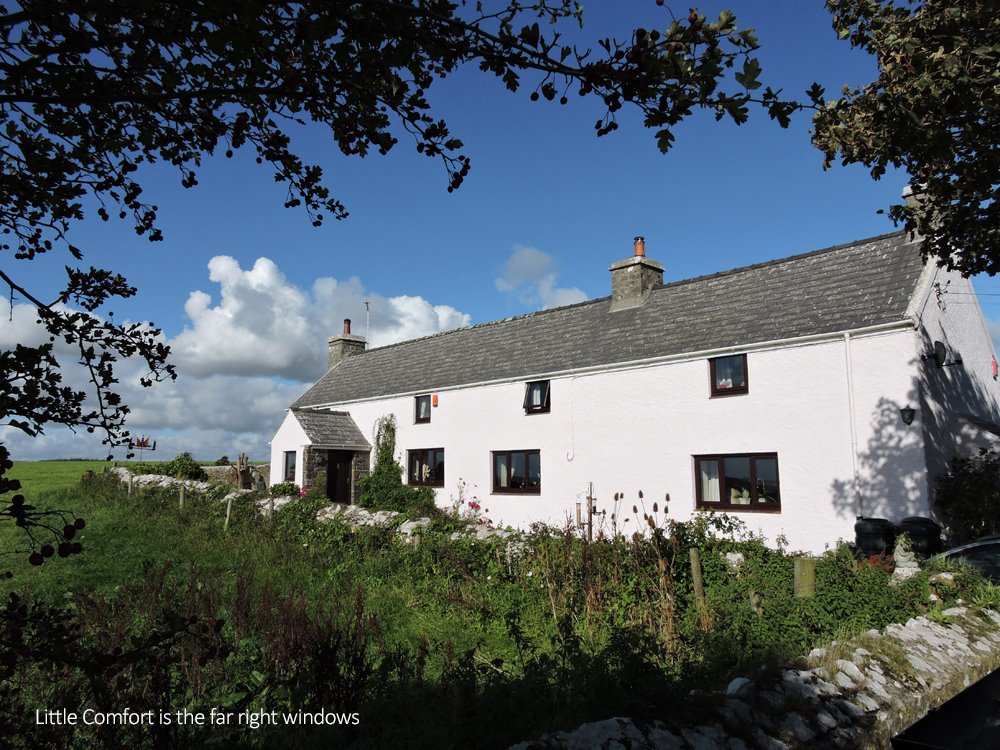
[269,481,299,497]
[0,469,992,748]
[935,448,1000,545]
[131,452,209,481]
[356,415,435,515]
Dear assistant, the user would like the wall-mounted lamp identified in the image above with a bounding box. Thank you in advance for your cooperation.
[899,406,916,426]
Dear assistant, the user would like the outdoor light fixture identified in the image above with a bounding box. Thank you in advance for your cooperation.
[899,406,916,426]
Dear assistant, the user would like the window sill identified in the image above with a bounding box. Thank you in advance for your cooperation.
[697,505,781,513]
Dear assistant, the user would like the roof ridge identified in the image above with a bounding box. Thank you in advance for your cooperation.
[659,230,909,292]
[353,231,909,357]
[357,292,608,355]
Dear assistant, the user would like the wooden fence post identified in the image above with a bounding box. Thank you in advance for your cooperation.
[224,493,233,531]
[689,547,712,631]
[794,557,816,598]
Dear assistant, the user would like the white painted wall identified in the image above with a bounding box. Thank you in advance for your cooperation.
[913,266,1000,481]
[269,411,309,487]
[277,328,930,553]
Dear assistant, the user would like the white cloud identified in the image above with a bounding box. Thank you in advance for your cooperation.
[172,256,471,381]
[495,245,587,310]
[0,258,472,461]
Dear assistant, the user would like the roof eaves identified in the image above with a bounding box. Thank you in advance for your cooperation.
[300,317,916,411]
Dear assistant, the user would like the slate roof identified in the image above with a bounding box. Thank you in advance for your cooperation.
[293,232,926,408]
[291,409,370,448]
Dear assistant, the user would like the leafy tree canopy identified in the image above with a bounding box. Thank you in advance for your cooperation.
[811,0,1000,275]
[0,0,793,457]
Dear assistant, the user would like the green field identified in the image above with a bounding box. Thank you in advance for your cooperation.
[3,459,124,499]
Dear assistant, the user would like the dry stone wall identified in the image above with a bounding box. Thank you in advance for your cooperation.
[510,602,1000,750]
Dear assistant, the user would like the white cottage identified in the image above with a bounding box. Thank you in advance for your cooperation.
[270,233,1000,552]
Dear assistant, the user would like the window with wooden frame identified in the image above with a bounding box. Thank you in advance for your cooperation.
[492,450,541,494]
[709,354,748,396]
[414,394,431,423]
[408,448,444,487]
[282,451,296,482]
[523,380,551,414]
[694,453,780,511]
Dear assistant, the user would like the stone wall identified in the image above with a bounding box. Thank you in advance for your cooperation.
[351,449,370,505]
[511,599,1000,749]
[201,463,269,488]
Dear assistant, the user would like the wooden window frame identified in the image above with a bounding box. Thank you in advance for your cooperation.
[407,448,445,487]
[523,379,551,414]
[414,394,431,424]
[694,452,780,512]
[492,449,541,494]
[709,354,748,397]
[282,450,296,482]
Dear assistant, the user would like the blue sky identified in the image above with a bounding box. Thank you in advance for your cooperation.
[3,1,998,461]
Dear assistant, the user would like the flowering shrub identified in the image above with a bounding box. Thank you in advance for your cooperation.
[451,478,494,528]
[865,552,895,573]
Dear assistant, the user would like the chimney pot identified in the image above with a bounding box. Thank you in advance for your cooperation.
[328,320,365,370]
[609,236,663,311]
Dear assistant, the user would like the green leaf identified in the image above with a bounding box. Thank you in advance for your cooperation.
[734,58,762,90]
[655,128,675,154]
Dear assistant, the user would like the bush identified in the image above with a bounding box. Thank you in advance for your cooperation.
[214,455,230,466]
[270,481,299,497]
[935,448,1000,544]
[128,453,208,481]
[165,452,208,480]
[357,415,436,515]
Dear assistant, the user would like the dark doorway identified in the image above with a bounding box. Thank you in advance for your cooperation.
[326,450,354,504]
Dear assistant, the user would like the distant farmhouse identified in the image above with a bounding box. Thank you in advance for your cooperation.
[270,233,1000,552]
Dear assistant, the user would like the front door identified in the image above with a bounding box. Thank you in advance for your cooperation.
[326,450,354,503]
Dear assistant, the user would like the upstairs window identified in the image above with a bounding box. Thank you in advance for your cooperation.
[408,448,444,487]
[695,453,780,511]
[493,450,541,494]
[415,394,431,423]
[523,380,551,414]
[710,354,748,396]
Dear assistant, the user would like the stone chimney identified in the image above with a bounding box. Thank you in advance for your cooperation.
[609,236,664,311]
[328,318,366,370]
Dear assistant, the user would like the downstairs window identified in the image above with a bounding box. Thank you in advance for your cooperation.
[492,450,541,494]
[408,448,444,487]
[695,453,780,511]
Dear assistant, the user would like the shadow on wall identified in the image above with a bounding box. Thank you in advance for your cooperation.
[830,390,927,523]
[830,342,1000,525]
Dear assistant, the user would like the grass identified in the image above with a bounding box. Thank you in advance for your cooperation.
[2,473,987,749]
[5,459,122,498]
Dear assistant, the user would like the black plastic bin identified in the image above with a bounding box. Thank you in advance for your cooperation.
[855,517,897,557]
[896,516,943,556]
